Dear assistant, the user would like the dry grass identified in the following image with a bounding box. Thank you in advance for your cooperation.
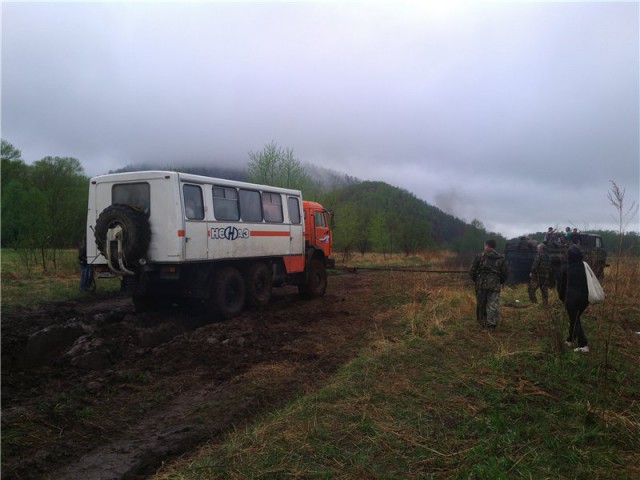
[335,249,460,269]
[603,256,640,300]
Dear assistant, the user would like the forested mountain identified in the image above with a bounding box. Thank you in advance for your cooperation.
[0,139,502,256]
[113,159,501,254]
[4,138,635,258]
[323,181,504,255]
[302,163,360,193]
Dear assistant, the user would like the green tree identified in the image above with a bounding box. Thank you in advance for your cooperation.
[29,157,88,269]
[1,139,31,248]
[1,139,29,192]
[397,214,431,256]
[453,219,488,254]
[247,142,313,191]
[332,201,370,256]
[1,139,22,162]
[2,142,105,271]
[369,211,391,255]
[0,143,87,271]
[2,179,45,248]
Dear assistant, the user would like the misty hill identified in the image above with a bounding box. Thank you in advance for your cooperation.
[110,162,360,192]
[328,181,502,254]
[302,163,360,192]
[110,162,499,253]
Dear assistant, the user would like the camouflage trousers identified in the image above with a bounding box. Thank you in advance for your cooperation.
[528,277,549,306]
[476,289,500,327]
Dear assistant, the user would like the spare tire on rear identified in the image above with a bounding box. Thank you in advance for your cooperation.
[94,204,151,268]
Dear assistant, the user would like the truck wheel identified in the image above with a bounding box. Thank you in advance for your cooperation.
[94,204,150,267]
[299,259,327,299]
[208,267,246,319]
[133,294,154,313]
[245,262,272,308]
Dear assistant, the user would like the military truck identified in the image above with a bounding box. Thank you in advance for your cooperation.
[504,233,607,286]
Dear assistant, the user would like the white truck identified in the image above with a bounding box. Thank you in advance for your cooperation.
[86,171,333,318]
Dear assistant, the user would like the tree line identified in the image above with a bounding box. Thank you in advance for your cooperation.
[3,138,636,273]
[2,140,88,270]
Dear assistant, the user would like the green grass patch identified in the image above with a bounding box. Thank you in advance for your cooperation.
[1,248,120,312]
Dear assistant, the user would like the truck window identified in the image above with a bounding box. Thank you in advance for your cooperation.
[262,192,283,223]
[314,211,327,228]
[213,186,240,221]
[183,184,205,220]
[239,189,262,222]
[287,197,301,224]
[112,183,150,214]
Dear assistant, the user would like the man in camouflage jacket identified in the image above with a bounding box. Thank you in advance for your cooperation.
[469,239,509,330]
[528,243,551,306]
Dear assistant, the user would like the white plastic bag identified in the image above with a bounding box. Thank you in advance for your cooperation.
[583,261,605,304]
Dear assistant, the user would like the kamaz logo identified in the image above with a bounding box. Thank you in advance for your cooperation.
[210,227,250,240]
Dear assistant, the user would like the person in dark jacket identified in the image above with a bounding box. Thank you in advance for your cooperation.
[469,239,509,330]
[557,246,589,352]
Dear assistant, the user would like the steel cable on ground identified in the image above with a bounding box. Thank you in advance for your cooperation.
[334,266,468,275]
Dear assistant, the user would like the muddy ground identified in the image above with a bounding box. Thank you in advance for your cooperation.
[2,270,411,479]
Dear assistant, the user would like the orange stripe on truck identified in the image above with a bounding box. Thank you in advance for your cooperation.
[249,230,290,237]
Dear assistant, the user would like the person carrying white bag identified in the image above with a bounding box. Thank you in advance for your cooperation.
[557,246,593,353]
[584,261,605,304]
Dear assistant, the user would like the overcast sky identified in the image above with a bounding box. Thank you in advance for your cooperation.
[2,0,638,238]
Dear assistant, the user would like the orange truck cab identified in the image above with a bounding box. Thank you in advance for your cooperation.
[303,200,333,264]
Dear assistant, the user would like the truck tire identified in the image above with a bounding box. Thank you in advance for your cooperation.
[133,293,154,313]
[94,204,151,268]
[299,258,327,299]
[208,267,246,319]
[245,262,272,308]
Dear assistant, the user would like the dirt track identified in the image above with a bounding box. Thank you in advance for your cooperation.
[2,271,399,479]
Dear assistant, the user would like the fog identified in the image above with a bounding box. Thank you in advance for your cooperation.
[2,1,638,238]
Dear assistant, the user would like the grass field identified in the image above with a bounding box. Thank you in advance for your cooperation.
[1,248,120,312]
[151,254,640,479]
[3,249,638,478]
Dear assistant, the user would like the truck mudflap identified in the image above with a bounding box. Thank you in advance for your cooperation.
[326,257,335,269]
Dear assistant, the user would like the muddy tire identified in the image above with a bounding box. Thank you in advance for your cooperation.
[208,267,246,319]
[94,204,150,268]
[245,262,272,308]
[133,294,154,313]
[299,259,327,299]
